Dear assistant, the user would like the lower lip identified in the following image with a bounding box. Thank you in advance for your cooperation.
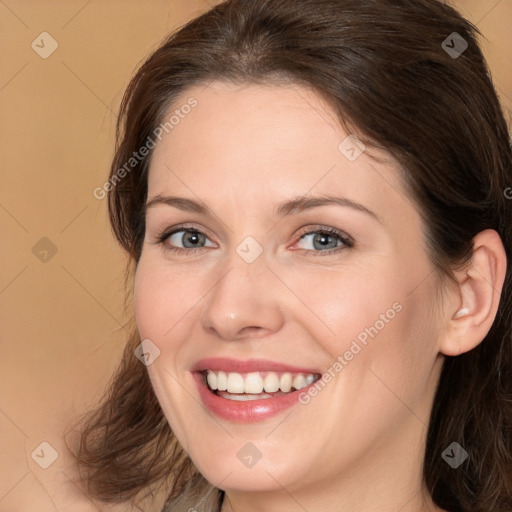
[193,372,315,423]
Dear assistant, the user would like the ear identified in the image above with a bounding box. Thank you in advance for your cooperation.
[439,229,507,356]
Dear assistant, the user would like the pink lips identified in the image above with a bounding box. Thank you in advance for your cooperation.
[191,357,321,423]
[191,357,320,374]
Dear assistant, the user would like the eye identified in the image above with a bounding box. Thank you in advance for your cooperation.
[156,225,216,255]
[292,226,353,255]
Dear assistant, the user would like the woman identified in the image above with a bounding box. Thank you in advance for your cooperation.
[70,0,512,511]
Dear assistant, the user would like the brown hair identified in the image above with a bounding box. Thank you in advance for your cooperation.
[69,1,512,510]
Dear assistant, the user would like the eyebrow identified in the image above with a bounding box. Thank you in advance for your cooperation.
[145,194,381,223]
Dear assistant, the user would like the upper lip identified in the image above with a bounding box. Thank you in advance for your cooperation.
[191,357,321,375]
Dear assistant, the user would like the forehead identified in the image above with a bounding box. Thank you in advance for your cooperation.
[146,81,414,225]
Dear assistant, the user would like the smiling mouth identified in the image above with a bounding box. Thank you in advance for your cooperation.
[201,369,321,401]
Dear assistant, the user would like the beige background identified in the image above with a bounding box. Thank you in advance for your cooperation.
[1,1,511,510]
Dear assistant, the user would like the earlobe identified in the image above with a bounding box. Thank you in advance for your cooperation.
[439,229,507,357]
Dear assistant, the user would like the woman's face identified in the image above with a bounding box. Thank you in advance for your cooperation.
[134,81,446,501]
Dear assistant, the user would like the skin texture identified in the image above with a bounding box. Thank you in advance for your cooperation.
[134,81,506,512]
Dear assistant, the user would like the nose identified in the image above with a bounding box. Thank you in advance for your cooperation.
[199,251,285,341]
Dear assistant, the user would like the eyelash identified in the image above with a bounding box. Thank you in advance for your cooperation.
[154,223,354,257]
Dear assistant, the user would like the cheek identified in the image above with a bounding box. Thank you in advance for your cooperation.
[134,259,193,341]
[133,260,201,446]
[296,266,434,405]
[283,266,405,353]
[134,267,164,341]
[346,280,441,428]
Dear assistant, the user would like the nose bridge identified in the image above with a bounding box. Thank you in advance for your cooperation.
[199,240,284,340]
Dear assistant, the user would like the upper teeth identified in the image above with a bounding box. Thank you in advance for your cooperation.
[206,370,317,394]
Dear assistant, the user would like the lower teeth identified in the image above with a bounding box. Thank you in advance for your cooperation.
[216,390,289,401]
